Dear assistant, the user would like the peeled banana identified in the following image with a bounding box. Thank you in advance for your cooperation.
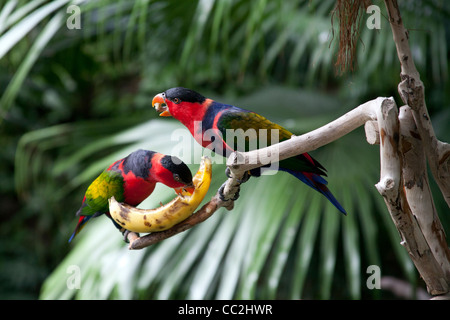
[109,156,212,233]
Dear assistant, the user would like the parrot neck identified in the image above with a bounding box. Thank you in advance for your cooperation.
[170,99,213,133]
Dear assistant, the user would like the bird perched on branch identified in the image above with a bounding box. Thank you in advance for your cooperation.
[69,149,194,242]
[152,87,346,214]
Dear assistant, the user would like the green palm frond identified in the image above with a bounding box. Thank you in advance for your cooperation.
[2,0,448,112]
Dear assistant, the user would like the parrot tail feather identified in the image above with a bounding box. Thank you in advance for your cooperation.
[284,169,347,215]
[69,215,92,243]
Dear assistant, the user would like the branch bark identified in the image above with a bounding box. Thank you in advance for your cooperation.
[377,0,450,297]
[374,99,449,295]
[384,0,450,208]
[127,195,221,249]
[226,97,383,176]
[399,106,450,284]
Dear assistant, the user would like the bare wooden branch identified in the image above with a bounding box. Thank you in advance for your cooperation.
[381,276,430,300]
[384,0,450,207]
[399,106,450,283]
[374,99,401,202]
[364,120,380,145]
[374,99,449,296]
[226,97,385,176]
[379,0,450,297]
[127,195,221,249]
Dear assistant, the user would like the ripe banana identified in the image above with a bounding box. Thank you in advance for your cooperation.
[109,156,212,233]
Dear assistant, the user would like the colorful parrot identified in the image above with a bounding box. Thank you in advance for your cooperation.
[151,87,346,214]
[69,149,194,242]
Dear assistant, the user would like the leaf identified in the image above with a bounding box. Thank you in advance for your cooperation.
[318,203,340,299]
[0,6,66,122]
[341,186,360,299]
[0,0,69,59]
[234,173,292,299]
[0,0,18,35]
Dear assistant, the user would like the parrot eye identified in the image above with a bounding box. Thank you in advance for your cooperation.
[173,97,180,104]
[173,173,182,182]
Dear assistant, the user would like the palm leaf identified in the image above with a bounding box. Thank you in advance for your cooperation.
[0,2,68,120]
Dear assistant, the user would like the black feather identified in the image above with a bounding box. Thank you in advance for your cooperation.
[160,155,193,185]
[122,149,155,179]
[164,87,206,104]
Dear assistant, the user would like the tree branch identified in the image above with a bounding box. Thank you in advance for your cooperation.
[127,195,221,250]
[399,106,450,285]
[384,0,450,208]
[374,99,449,296]
[226,97,384,176]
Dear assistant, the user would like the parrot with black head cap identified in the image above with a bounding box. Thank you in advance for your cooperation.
[69,149,194,242]
[152,87,346,214]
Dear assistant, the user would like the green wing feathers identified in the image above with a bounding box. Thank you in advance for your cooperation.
[218,109,326,175]
[218,110,293,152]
[81,170,124,216]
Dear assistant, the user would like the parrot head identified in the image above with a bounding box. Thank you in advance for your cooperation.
[156,154,195,195]
[152,87,210,121]
[121,149,195,195]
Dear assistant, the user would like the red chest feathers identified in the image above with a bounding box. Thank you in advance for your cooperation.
[122,173,156,206]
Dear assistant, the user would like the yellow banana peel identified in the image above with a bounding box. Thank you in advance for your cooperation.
[109,156,212,233]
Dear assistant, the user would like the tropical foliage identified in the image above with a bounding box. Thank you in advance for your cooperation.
[1,0,449,299]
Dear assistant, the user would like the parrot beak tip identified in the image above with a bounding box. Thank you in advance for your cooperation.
[159,110,172,117]
[184,186,195,195]
[152,94,172,117]
[175,185,195,196]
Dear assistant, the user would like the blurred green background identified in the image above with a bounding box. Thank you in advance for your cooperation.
[0,0,449,300]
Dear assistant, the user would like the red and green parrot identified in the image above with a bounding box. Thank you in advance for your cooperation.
[151,87,346,214]
[69,149,194,242]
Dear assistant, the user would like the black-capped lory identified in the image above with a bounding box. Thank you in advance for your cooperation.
[152,87,346,214]
[69,149,194,242]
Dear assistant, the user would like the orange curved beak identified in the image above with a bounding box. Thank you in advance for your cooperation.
[184,184,195,195]
[174,183,195,196]
[152,94,172,117]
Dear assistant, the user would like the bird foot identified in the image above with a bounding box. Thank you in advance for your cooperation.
[218,182,240,202]
[122,229,139,243]
[225,167,251,184]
